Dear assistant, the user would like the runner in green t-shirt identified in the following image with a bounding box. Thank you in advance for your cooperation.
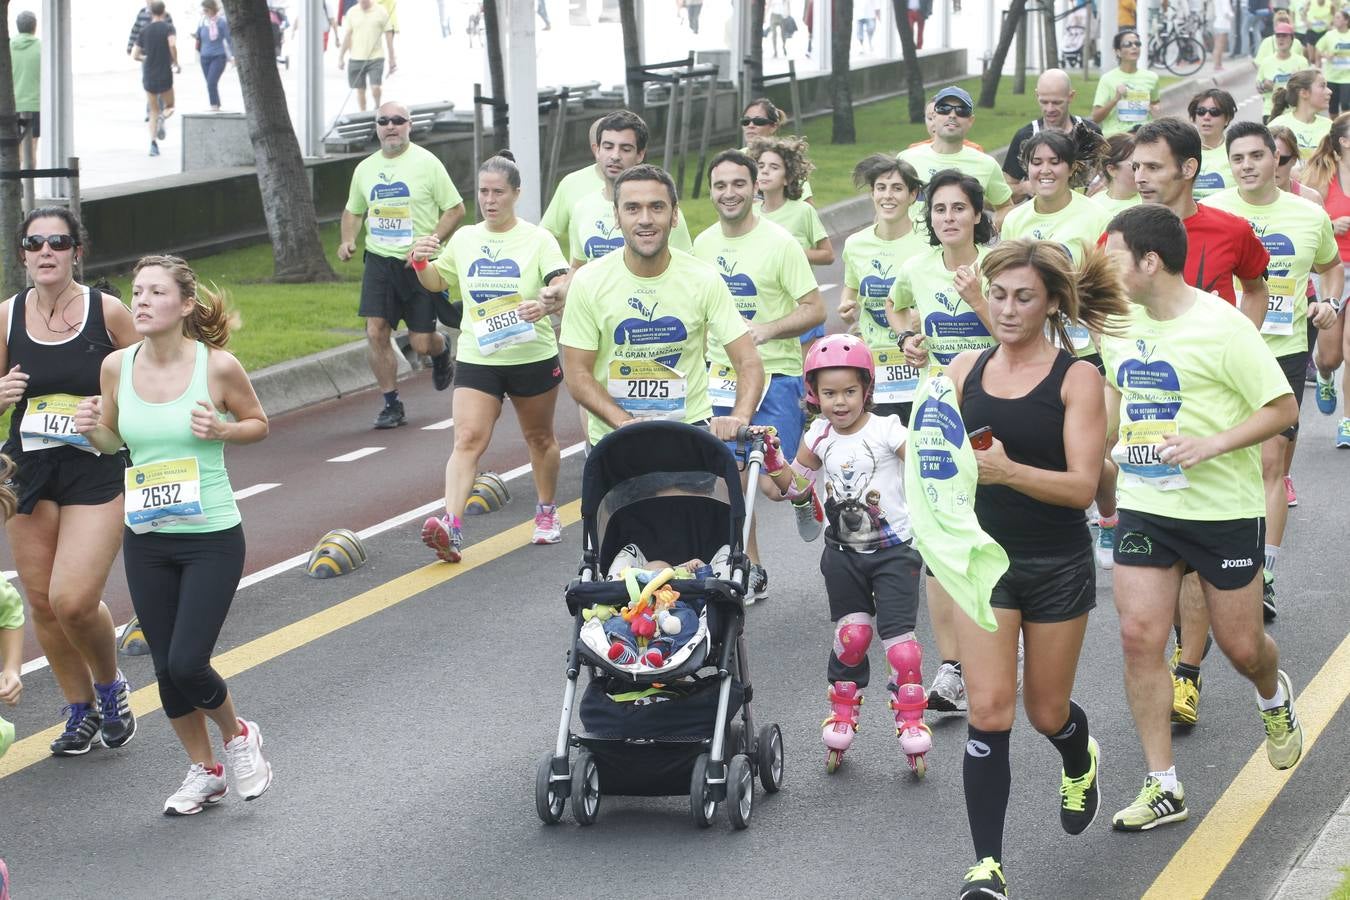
[339,102,466,429]
[557,164,764,449]
[1266,69,1333,159]
[1256,26,1308,119]
[567,110,693,264]
[1189,89,1238,199]
[1090,132,1142,218]
[740,96,814,202]
[693,150,823,600]
[411,153,572,565]
[538,118,606,249]
[1100,204,1303,835]
[1317,9,1350,113]
[1090,30,1161,137]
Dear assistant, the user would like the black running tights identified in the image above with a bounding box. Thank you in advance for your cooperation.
[122,525,245,719]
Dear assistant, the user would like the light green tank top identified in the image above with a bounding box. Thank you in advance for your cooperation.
[118,341,240,534]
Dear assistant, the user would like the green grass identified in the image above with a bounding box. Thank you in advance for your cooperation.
[1330,866,1350,900]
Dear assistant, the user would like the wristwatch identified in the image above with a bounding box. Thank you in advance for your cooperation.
[897,330,918,349]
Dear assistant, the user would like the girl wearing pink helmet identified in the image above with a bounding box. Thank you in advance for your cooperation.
[763,333,931,777]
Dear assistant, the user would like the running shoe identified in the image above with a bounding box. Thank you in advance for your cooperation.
[431,345,454,391]
[748,563,769,605]
[163,763,228,816]
[959,858,1008,899]
[1284,475,1297,508]
[421,513,462,563]
[0,715,13,759]
[1060,735,1101,835]
[1263,570,1277,623]
[927,662,968,713]
[607,542,648,578]
[791,486,824,542]
[1259,669,1304,770]
[50,702,102,756]
[1095,517,1116,571]
[223,719,273,801]
[1171,673,1201,726]
[531,504,562,545]
[95,670,136,748]
[1338,418,1350,449]
[374,400,406,430]
[1315,373,1337,415]
[156,114,167,141]
[1111,776,1188,831]
[149,141,160,157]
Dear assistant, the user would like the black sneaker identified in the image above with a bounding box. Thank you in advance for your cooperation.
[50,703,103,756]
[748,563,768,606]
[374,401,406,430]
[1060,736,1101,835]
[1262,570,1277,623]
[431,345,454,391]
[960,858,1008,899]
[95,671,136,748]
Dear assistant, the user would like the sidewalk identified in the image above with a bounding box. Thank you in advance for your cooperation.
[1272,793,1350,899]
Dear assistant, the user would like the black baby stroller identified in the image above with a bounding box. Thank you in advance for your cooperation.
[535,420,785,829]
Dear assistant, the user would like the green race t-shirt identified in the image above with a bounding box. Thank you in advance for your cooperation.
[1202,188,1338,357]
[1318,28,1350,83]
[558,248,749,444]
[757,198,829,252]
[1000,191,1110,264]
[0,577,23,631]
[1193,143,1235,199]
[1306,0,1335,31]
[346,143,464,259]
[844,224,928,351]
[1092,66,1161,136]
[1091,191,1142,219]
[568,189,693,264]
[1257,52,1309,116]
[1267,112,1332,159]
[538,164,606,248]
[890,244,993,371]
[897,142,1014,209]
[693,217,817,377]
[10,34,40,112]
[433,220,568,366]
[1100,290,1292,520]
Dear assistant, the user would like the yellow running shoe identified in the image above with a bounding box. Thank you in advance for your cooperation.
[960,857,1008,899]
[1171,674,1200,726]
[1260,669,1304,771]
[1112,776,1188,831]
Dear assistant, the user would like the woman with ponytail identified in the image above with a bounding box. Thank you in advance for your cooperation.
[1267,69,1333,159]
[1090,133,1141,217]
[946,240,1128,900]
[75,255,274,816]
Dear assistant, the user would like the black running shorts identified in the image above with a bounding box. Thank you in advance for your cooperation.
[1114,508,1265,591]
[1276,351,1308,440]
[453,355,563,400]
[5,445,128,515]
[989,546,1097,623]
[359,251,445,332]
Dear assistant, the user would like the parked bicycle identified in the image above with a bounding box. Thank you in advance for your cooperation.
[1148,3,1207,76]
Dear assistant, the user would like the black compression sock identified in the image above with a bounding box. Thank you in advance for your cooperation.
[1047,700,1092,779]
[1175,662,1201,683]
[963,725,1011,863]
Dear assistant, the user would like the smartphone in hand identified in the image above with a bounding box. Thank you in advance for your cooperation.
[969,426,993,451]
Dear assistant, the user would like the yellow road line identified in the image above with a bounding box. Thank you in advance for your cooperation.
[0,501,582,781]
[1144,630,1350,898]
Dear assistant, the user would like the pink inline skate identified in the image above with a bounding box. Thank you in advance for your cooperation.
[821,681,862,773]
[887,638,933,777]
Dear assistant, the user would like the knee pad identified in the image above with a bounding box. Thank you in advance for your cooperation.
[884,633,922,684]
[833,613,874,667]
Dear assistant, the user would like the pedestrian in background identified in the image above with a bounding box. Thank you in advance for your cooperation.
[134,1,180,158]
[10,11,40,177]
[195,0,233,112]
[338,0,394,112]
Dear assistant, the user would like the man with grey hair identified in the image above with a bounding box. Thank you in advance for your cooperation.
[1002,68,1101,201]
[11,10,40,171]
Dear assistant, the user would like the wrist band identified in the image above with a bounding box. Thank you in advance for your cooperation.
[410,258,428,272]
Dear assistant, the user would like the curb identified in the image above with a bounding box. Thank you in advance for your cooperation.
[250,62,1254,420]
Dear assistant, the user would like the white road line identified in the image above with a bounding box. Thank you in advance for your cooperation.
[232,483,281,501]
[2,570,15,580]
[327,447,385,463]
[819,282,839,292]
[422,417,456,431]
[21,441,588,677]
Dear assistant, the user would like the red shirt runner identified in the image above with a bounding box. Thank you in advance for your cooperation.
[1181,203,1269,306]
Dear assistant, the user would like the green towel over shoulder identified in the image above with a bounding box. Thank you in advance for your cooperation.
[904,374,1007,633]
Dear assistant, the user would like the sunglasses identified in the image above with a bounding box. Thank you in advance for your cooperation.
[376,115,409,126]
[1193,106,1226,118]
[1119,40,1142,48]
[21,234,76,252]
[934,102,973,117]
[1278,153,1296,166]
[741,116,774,127]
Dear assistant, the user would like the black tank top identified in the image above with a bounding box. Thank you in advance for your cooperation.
[5,287,113,450]
[962,346,1091,556]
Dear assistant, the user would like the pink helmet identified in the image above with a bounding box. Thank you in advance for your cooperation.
[803,333,875,404]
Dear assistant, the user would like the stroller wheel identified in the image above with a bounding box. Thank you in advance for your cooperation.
[570,750,601,825]
[727,754,754,830]
[535,753,567,824]
[689,752,716,828]
[757,724,785,793]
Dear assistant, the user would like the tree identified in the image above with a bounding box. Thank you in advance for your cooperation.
[979,0,1028,109]
[831,0,856,143]
[748,0,766,96]
[891,0,926,124]
[221,0,335,282]
[619,0,644,116]
[0,0,24,297]
[482,0,509,148]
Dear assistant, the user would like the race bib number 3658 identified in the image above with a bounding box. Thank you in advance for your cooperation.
[124,457,208,533]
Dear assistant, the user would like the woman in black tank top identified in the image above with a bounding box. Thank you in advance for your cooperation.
[944,240,1130,900]
[0,207,140,757]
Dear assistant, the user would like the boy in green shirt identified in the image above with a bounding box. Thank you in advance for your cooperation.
[11,11,40,170]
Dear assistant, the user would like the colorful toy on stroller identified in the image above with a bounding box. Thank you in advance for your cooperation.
[535,421,785,829]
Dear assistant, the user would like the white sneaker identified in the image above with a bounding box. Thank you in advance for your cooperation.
[792,488,825,542]
[163,763,228,816]
[223,719,273,801]
[607,543,647,579]
[927,662,968,713]
[531,504,562,545]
